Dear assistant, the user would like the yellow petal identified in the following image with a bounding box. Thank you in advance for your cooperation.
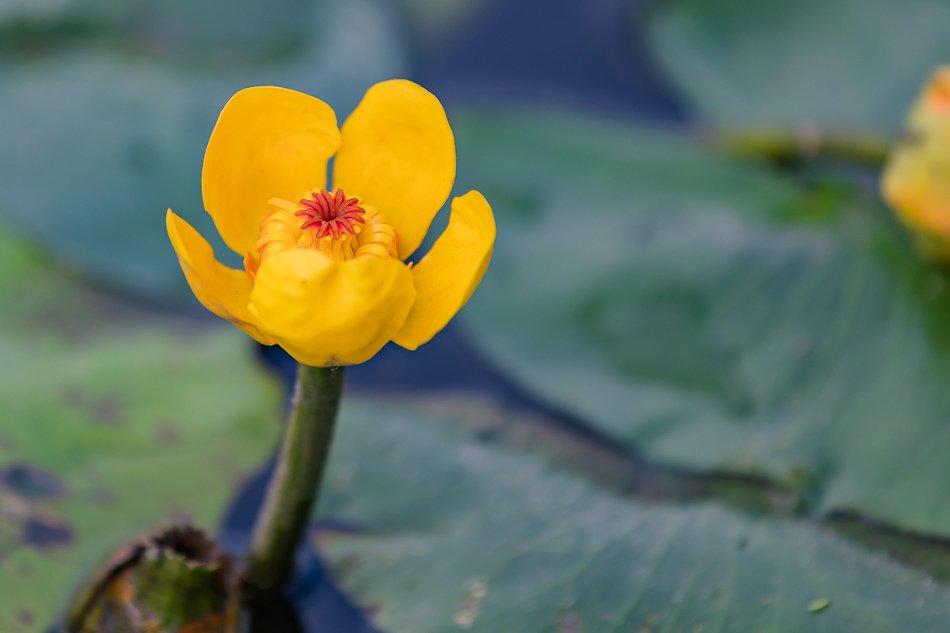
[882,67,950,249]
[394,191,495,350]
[202,86,341,256]
[166,210,274,344]
[248,250,416,366]
[334,80,455,259]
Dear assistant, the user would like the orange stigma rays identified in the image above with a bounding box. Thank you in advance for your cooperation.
[296,189,366,239]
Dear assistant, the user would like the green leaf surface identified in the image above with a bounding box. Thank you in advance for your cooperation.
[644,0,950,131]
[0,0,406,303]
[319,397,950,633]
[0,224,279,632]
[456,110,950,537]
[0,0,315,61]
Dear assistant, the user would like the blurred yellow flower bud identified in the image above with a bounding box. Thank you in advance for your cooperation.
[882,67,950,260]
[167,80,495,366]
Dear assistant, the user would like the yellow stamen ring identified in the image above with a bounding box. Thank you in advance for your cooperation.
[249,188,400,273]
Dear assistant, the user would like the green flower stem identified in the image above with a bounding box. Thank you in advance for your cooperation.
[710,127,892,166]
[246,364,344,591]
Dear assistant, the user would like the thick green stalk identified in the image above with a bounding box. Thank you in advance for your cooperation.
[246,364,344,591]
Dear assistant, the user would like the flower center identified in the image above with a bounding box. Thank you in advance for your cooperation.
[295,189,366,238]
[246,187,399,276]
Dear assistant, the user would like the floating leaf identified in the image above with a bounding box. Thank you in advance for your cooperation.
[644,0,950,130]
[456,110,950,537]
[0,224,278,632]
[2,0,326,62]
[318,397,950,632]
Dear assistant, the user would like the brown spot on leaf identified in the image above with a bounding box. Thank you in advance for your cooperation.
[559,612,582,633]
[0,433,16,452]
[1,478,74,553]
[2,463,66,499]
[89,396,124,427]
[90,489,115,505]
[22,515,73,549]
[61,389,125,426]
[155,422,182,445]
[16,610,34,625]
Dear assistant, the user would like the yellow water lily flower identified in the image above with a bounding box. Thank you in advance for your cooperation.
[167,80,495,366]
[882,67,950,260]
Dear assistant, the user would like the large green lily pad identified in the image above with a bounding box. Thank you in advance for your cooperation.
[0,0,314,61]
[455,110,950,537]
[644,0,950,131]
[318,397,950,632]
[0,224,279,632]
[0,0,406,304]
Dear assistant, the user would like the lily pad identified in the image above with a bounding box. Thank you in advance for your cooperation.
[0,0,407,304]
[1,0,320,62]
[0,223,279,632]
[318,397,950,632]
[455,110,950,537]
[644,0,950,130]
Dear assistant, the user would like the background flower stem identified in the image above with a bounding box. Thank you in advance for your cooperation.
[246,363,344,592]
[709,127,892,166]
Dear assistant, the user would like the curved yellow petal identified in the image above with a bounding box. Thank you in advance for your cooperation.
[882,67,950,250]
[203,86,341,256]
[248,250,416,366]
[334,79,455,259]
[166,210,274,344]
[394,191,495,350]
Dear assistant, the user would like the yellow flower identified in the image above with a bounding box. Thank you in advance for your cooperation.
[166,80,495,366]
[882,67,950,259]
